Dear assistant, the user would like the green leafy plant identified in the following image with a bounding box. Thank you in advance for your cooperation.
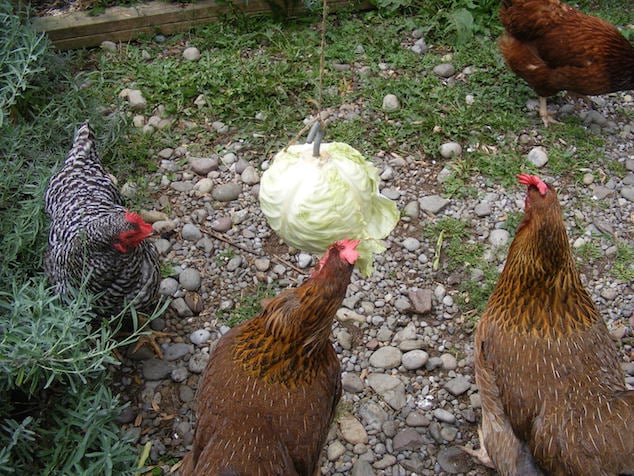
[423,217,503,313]
[412,0,501,44]
[369,0,414,16]
[424,217,470,271]
[0,277,165,473]
[0,2,48,127]
[0,6,161,471]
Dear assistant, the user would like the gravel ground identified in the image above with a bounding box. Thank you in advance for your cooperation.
[108,50,634,476]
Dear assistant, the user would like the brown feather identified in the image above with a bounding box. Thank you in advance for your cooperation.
[181,241,357,475]
[474,177,634,475]
[499,0,634,105]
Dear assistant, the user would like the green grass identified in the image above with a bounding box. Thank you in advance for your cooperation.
[80,5,620,191]
[501,211,524,237]
[456,269,497,314]
[423,217,470,239]
[218,283,277,327]
[422,216,513,313]
[611,243,634,282]
[577,240,603,262]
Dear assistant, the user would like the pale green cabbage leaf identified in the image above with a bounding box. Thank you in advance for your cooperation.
[259,142,399,276]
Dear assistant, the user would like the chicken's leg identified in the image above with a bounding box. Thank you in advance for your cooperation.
[119,314,175,359]
[132,330,175,359]
[539,96,562,127]
[460,427,495,468]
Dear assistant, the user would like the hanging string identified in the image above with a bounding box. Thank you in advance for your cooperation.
[311,0,328,157]
[316,0,328,127]
[285,0,328,155]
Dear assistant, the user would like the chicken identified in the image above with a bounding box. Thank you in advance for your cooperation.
[180,239,359,476]
[498,0,634,126]
[45,122,161,345]
[468,174,634,475]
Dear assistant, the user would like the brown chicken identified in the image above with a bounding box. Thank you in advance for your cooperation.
[180,239,360,476]
[499,0,634,126]
[469,174,634,475]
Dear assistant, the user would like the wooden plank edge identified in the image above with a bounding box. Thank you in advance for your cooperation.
[34,0,264,39]
[32,0,373,50]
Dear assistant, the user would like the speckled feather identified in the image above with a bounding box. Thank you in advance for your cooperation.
[44,122,160,314]
[181,241,358,476]
[474,178,634,475]
[499,0,634,97]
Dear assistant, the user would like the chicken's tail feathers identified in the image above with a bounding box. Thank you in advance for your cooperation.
[66,121,100,166]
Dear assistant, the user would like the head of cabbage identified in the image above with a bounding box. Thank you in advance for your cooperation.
[259,142,399,276]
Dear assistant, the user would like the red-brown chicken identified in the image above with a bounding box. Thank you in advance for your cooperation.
[499,0,634,126]
[468,174,634,475]
[180,239,360,476]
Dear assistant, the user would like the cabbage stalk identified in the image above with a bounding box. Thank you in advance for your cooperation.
[259,142,399,276]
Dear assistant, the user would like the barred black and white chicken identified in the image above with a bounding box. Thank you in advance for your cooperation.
[45,122,161,324]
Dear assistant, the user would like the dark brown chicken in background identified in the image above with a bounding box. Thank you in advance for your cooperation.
[499,0,634,126]
[468,174,634,475]
[180,239,360,476]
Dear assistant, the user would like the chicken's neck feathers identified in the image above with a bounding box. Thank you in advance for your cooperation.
[233,257,353,386]
[487,206,600,336]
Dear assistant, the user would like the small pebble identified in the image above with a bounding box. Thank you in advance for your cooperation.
[170,367,189,383]
[142,360,175,380]
[181,223,202,241]
[297,253,313,268]
[159,277,179,296]
[382,94,400,112]
[489,229,510,247]
[210,215,232,232]
[100,41,117,52]
[402,237,421,252]
[179,268,202,291]
[432,408,456,424]
[439,142,462,158]
[212,183,241,202]
[401,349,429,370]
[163,343,190,361]
[527,146,548,168]
[433,63,455,78]
[188,352,210,373]
[444,375,471,396]
[183,47,201,61]
[419,195,450,214]
[190,329,212,345]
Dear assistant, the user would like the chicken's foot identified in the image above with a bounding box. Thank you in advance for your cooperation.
[539,96,562,127]
[132,331,175,359]
[459,427,495,468]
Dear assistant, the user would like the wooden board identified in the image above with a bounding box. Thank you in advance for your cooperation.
[31,0,372,50]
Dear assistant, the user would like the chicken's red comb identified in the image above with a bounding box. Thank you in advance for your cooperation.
[335,239,360,265]
[517,174,548,196]
[125,211,153,235]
